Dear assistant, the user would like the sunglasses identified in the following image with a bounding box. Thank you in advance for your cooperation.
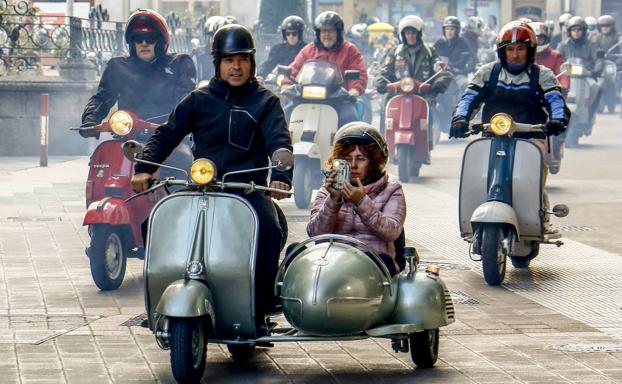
[133,34,158,45]
[285,32,298,37]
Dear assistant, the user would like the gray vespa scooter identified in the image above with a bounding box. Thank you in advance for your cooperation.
[458,113,570,286]
[122,142,455,383]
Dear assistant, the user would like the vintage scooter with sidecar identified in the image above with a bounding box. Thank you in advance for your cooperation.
[382,66,447,182]
[73,111,191,290]
[459,113,570,286]
[279,60,360,209]
[122,141,455,384]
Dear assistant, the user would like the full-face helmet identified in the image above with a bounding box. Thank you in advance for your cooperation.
[496,21,537,70]
[125,9,169,58]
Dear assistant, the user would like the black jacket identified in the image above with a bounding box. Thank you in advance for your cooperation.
[81,53,196,126]
[258,41,305,77]
[135,78,293,186]
[433,36,475,75]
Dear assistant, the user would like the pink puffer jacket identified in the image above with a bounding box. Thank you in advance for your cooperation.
[307,174,406,261]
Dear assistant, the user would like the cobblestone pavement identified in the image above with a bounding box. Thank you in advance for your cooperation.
[0,114,621,383]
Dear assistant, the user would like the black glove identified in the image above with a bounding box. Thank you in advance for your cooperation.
[449,116,469,138]
[78,123,99,139]
[545,119,566,136]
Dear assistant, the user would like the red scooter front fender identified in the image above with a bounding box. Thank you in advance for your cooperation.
[83,197,132,226]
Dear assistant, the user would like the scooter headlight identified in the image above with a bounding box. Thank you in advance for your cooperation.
[399,77,415,93]
[302,85,327,99]
[489,113,513,136]
[570,64,584,76]
[190,159,216,185]
[109,111,133,136]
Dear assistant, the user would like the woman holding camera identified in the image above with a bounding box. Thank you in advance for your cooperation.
[306,122,407,275]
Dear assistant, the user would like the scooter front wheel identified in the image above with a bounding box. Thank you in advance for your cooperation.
[170,317,208,384]
[397,145,410,183]
[481,224,507,286]
[293,157,315,209]
[88,225,127,290]
[409,328,439,368]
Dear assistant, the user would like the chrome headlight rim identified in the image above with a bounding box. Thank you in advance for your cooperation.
[489,113,513,136]
[399,77,415,93]
[190,158,217,185]
[109,110,134,136]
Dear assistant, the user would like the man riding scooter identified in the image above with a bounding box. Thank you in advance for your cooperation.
[257,15,306,80]
[80,8,195,171]
[374,14,452,163]
[557,16,604,145]
[450,21,570,230]
[281,11,367,126]
[131,24,293,334]
[434,16,475,141]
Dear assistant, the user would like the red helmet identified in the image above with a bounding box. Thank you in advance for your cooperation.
[125,9,170,55]
[496,21,537,66]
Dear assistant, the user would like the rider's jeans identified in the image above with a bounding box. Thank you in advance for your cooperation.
[240,191,283,322]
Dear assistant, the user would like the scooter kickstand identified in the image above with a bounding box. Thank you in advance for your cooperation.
[391,337,409,353]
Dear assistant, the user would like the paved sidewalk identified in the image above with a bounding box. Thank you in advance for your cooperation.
[0,157,621,383]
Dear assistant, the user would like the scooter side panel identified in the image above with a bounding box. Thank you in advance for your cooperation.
[145,193,258,338]
[289,104,338,164]
[459,139,491,235]
[512,140,543,237]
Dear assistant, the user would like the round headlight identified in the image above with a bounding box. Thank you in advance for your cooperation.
[489,113,513,136]
[109,111,133,136]
[190,159,216,185]
[400,77,415,93]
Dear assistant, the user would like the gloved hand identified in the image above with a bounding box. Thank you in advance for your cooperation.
[545,119,566,136]
[348,88,360,97]
[449,116,469,139]
[78,124,99,139]
[418,83,431,94]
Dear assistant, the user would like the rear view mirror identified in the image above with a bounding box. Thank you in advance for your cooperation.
[344,70,360,81]
[271,148,294,171]
[552,204,569,218]
[277,65,292,78]
[121,140,144,162]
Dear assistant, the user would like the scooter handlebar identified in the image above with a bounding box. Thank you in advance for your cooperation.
[469,122,545,136]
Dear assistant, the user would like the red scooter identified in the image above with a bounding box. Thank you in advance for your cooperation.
[384,77,433,182]
[75,111,174,290]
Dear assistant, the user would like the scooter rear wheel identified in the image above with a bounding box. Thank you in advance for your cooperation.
[170,317,208,384]
[481,224,507,286]
[409,328,439,368]
[88,225,127,290]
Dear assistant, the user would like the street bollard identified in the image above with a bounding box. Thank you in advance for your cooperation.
[40,93,49,167]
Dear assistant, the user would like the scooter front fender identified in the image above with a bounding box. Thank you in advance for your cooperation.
[471,201,520,239]
[394,131,415,145]
[293,141,321,159]
[155,279,215,323]
[83,197,131,226]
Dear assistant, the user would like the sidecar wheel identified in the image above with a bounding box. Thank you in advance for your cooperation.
[510,243,539,269]
[481,224,506,286]
[294,157,314,209]
[397,145,410,183]
[170,317,208,384]
[227,344,256,361]
[409,329,439,368]
[89,225,127,290]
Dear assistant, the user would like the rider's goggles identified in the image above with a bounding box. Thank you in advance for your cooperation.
[133,33,158,45]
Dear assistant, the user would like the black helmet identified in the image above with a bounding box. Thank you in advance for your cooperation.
[314,11,345,49]
[211,24,256,76]
[567,16,587,40]
[280,15,305,41]
[443,16,461,35]
[334,122,388,160]
[125,9,169,58]
[365,16,381,26]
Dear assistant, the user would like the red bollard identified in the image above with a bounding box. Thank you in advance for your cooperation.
[40,93,49,167]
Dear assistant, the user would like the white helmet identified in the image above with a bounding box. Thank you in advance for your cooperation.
[398,15,424,43]
[585,16,597,30]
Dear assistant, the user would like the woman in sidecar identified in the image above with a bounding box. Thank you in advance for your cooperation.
[306,121,407,275]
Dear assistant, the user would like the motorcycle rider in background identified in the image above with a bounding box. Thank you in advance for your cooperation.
[196,15,231,81]
[462,16,484,51]
[585,16,599,42]
[434,16,475,139]
[374,15,453,151]
[80,9,195,174]
[257,15,306,79]
[557,16,604,124]
[130,25,293,332]
[595,15,621,54]
[551,13,572,50]
[282,11,368,126]
[531,22,569,92]
[449,21,570,216]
